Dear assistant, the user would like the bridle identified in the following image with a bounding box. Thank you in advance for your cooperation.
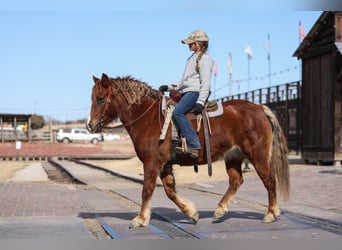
[97,86,160,129]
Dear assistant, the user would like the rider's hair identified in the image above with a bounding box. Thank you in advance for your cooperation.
[195,41,209,72]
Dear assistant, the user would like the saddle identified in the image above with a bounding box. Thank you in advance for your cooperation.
[205,101,219,112]
[169,90,222,115]
[160,96,223,176]
[190,101,223,118]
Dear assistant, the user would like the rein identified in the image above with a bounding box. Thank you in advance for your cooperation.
[101,90,160,129]
[119,98,159,127]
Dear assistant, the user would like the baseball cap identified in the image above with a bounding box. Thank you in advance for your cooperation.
[181,30,209,44]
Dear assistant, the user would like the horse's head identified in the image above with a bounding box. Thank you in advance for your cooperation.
[87,73,162,133]
[87,73,118,133]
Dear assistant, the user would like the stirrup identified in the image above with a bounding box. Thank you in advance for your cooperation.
[175,147,198,158]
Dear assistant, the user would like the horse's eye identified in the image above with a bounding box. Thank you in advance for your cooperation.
[97,96,106,104]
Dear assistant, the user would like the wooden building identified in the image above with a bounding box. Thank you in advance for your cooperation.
[294,11,342,163]
[0,113,32,142]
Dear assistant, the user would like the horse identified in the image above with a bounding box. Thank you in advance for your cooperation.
[87,73,290,228]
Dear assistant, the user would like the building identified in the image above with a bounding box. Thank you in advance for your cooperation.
[0,113,32,142]
[293,11,342,163]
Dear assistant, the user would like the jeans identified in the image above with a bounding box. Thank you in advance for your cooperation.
[172,91,201,149]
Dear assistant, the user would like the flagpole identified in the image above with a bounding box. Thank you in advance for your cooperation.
[247,56,250,92]
[212,62,218,99]
[213,75,216,99]
[244,45,253,92]
[298,21,307,82]
[299,21,301,82]
[228,52,233,96]
[267,34,271,87]
[264,33,272,87]
[268,53,271,87]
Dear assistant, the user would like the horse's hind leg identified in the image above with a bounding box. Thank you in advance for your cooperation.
[253,160,280,223]
[159,164,199,223]
[214,158,244,219]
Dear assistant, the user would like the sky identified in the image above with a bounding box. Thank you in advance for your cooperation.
[0,1,334,122]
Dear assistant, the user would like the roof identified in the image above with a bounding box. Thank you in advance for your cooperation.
[293,11,332,58]
[0,113,32,122]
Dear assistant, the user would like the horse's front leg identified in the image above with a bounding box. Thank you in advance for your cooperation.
[129,161,160,228]
[160,163,199,224]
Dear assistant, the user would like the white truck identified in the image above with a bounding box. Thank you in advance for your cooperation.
[56,128,103,144]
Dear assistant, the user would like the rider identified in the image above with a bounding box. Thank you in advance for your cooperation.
[159,30,214,158]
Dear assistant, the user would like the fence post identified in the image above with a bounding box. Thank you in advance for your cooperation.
[276,85,280,102]
[28,117,32,142]
[0,116,3,143]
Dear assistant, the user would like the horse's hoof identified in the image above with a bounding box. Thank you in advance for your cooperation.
[262,213,275,223]
[213,212,225,220]
[184,201,199,224]
[129,216,149,228]
[129,220,142,228]
[274,207,282,217]
[189,211,199,224]
[213,206,228,219]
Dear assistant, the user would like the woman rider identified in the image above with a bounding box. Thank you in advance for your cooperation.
[159,30,214,158]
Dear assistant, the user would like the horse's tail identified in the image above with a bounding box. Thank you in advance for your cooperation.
[262,105,290,201]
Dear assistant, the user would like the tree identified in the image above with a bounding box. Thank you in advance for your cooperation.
[31,114,45,130]
[45,115,63,125]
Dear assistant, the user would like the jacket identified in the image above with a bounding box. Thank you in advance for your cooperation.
[170,52,214,106]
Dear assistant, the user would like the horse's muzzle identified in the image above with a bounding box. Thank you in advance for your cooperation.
[87,119,103,133]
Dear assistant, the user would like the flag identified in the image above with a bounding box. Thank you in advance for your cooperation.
[299,20,307,40]
[264,34,271,51]
[212,62,218,77]
[244,45,253,59]
[228,52,233,75]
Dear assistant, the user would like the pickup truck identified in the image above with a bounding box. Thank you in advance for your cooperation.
[56,128,103,144]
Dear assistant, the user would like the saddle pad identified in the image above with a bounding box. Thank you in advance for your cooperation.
[208,102,223,118]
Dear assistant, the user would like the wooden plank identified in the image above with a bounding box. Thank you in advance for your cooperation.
[323,58,331,147]
[301,52,335,159]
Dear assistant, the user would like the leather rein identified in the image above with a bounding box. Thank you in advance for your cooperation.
[100,87,161,129]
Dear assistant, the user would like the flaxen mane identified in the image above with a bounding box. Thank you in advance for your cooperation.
[110,76,160,105]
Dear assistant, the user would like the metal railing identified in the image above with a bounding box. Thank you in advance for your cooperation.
[216,81,301,105]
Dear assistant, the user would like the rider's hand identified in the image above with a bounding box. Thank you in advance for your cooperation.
[159,85,169,93]
[193,103,204,115]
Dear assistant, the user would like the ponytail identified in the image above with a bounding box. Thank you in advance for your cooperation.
[195,41,209,72]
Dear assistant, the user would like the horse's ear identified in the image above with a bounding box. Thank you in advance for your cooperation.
[101,73,110,87]
[92,75,100,84]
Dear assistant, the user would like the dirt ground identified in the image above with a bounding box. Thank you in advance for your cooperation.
[1,156,314,186]
[0,157,236,184]
[0,140,308,185]
[0,140,251,184]
[89,157,242,185]
[0,161,31,181]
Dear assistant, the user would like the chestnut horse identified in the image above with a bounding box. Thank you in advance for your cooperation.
[87,73,290,228]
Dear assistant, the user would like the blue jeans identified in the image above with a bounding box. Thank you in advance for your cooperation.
[172,92,201,149]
